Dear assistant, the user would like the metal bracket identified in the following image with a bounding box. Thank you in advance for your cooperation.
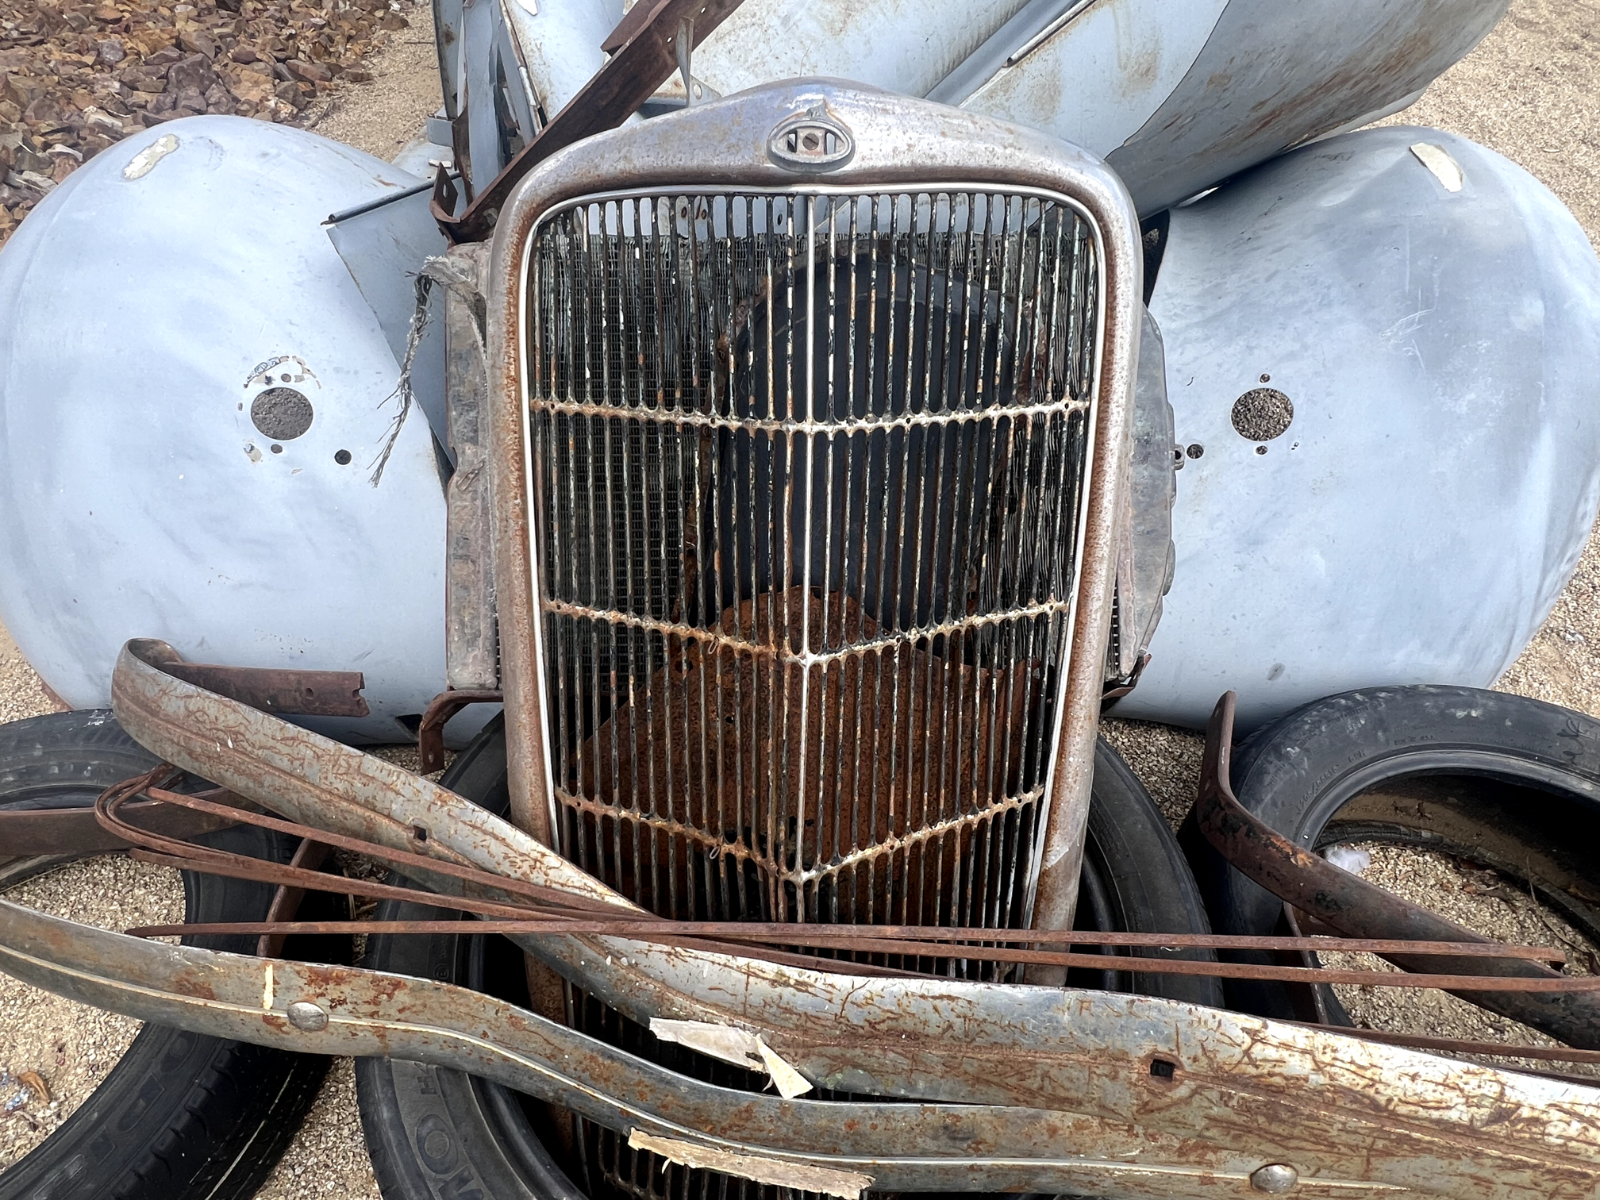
[417,687,504,774]
[151,652,368,718]
[432,0,748,241]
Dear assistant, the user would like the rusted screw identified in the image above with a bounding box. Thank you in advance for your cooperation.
[286,1001,329,1032]
[1249,1163,1298,1193]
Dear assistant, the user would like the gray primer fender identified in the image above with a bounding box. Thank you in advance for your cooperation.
[0,118,457,743]
[1111,126,1600,731]
[493,0,1506,219]
[1100,0,1509,213]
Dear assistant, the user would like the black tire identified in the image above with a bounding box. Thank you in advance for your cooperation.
[0,710,334,1200]
[1184,684,1600,1020]
[1075,739,1222,1005]
[357,723,1217,1200]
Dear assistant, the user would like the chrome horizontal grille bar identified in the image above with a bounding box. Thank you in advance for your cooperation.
[538,594,1075,666]
[530,393,1081,433]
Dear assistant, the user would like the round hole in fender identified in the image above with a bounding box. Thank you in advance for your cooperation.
[1230,388,1293,441]
[251,387,315,441]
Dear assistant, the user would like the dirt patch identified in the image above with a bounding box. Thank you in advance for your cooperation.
[0,0,423,244]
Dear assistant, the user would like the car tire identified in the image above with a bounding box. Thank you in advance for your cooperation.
[0,710,335,1200]
[1183,684,1600,1021]
[357,721,1219,1200]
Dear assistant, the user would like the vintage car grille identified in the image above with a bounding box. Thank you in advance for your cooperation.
[524,186,1099,1198]
[527,187,1099,928]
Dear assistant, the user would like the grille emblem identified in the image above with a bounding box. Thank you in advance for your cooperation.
[768,105,853,171]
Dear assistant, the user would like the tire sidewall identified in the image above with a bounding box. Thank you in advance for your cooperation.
[0,711,330,1200]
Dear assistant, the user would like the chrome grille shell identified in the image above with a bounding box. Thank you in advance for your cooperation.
[488,78,1142,957]
[489,81,1142,1200]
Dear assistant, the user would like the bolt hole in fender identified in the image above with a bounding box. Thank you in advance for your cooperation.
[355,718,1219,1200]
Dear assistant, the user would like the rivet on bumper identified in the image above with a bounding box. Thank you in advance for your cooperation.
[286,1000,329,1032]
[1250,1163,1298,1193]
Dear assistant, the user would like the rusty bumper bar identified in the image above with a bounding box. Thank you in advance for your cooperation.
[0,640,1591,1197]
[6,897,1600,1199]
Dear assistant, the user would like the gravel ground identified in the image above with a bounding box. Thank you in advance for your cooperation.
[0,858,183,1167]
[0,624,61,725]
[2,1,1600,1195]
[304,16,438,160]
[1318,842,1600,1081]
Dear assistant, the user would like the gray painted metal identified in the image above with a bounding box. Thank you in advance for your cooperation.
[1116,310,1175,680]
[0,118,452,744]
[440,245,500,691]
[1112,127,1600,731]
[492,0,1507,217]
[1100,0,1510,215]
[942,0,1230,172]
[325,187,449,448]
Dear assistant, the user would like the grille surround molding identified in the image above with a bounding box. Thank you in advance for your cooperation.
[486,80,1143,951]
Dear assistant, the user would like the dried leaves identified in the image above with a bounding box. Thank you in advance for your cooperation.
[0,0,411,241]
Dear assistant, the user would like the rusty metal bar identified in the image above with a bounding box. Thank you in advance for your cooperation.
[128,917,1600,992]
[0,793,241,855]
[100,778,619,915]
[102,775,1584,988]
[114,779,1577,996]
[1285,1020,1600,1067]
[1196,689,1600,1050]
[416,688,503,775]
[115,915,1568,960]
[98,777,918,979]
[255,837,334,959]
[5,896,1600,1199]
[157,656,368,717]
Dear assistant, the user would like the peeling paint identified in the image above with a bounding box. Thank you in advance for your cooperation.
[1411,142,1464,192]
[122,134,179,180]
[651,1017,813,1098]
[243,355,321,390]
